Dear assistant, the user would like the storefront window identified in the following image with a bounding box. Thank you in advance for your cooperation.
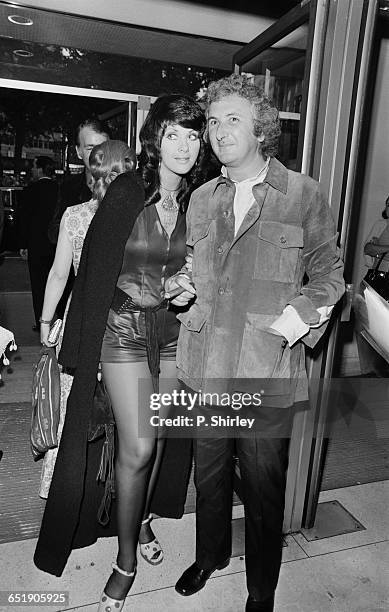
[0,37,228,98]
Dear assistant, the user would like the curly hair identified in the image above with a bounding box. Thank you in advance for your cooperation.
[137,94,208,212]
[204,73,281,158]
[89,140,136,203]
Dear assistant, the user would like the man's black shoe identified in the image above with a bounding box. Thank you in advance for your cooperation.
[175,560,229,596]
[245,594,275,611]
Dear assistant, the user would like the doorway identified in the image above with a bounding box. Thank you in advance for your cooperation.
[0,81,136,348]
[320,12,389,492]
[233,0,383,532]
[0,86,132,253]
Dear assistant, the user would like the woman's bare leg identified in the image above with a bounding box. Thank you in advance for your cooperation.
[139,360,178,547]
[101,361,154,599]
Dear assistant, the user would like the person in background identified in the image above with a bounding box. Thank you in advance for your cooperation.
[48,118,110,318]
[166,74,345,612]
[34,95,208,612]
[0,190,4,251]
[363,195,389,265]
[0,157,4,248]
[354,194,389,376]
[39,140,136,499]
[19,156,58,331]
[49,117,111,244]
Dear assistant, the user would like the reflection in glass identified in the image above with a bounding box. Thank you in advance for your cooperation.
[241,25,308,170]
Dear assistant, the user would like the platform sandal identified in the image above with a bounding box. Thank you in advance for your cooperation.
[98,560,137,612]
[139,514,164,565]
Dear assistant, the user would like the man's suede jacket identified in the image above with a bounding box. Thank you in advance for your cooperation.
[176,157,345,407]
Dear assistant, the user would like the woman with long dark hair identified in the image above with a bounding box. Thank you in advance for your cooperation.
[34,95,207,611]
[98,95,207,609]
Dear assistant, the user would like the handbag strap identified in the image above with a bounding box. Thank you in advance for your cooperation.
[373,252,388,271]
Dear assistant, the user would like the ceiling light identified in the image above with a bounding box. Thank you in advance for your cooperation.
[8,14,33,26]
[13,49,34,58]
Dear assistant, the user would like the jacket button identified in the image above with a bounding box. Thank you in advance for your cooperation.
[218,287,225,295]
[281,339,287,348]
[223,210,230,217]
[187,320,192,327]
[217,246,223,254]
[280,236,287,244]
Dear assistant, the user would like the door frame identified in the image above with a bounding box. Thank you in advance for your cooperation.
[233,0,315,173]
[302,0,378,527]
[0,77,156,151]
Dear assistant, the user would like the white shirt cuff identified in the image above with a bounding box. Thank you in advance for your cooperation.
[269,304,334,346]
[270,305,309,346]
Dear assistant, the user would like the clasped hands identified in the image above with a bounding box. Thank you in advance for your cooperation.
[164,253,196,306]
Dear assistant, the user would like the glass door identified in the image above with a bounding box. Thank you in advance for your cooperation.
[237,27,308,171]
[233,2,313,173]
[232,0,379,532]
[232,0,322,534]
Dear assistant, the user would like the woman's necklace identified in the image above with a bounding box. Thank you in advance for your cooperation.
[160,185,180,211]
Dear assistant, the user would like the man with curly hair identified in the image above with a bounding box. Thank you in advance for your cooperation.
[166,74,344,611]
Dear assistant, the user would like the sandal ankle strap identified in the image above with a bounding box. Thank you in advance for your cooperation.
[112,561,137,577]
[141,513,153,525]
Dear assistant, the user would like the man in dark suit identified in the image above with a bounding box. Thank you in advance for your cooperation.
[19,156,58,330]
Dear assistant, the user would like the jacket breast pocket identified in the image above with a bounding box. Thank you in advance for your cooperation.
[253,221,303,283]
[187,221,213,279]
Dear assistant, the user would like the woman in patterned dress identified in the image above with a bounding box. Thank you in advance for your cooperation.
[39,141,136,497]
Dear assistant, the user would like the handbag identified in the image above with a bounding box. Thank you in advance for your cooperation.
[30,346,61,459]
[363,252,389,300]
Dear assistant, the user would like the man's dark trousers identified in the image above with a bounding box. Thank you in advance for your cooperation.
[193,404,294,601]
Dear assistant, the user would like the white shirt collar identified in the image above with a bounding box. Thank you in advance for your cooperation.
[221,157,270,184]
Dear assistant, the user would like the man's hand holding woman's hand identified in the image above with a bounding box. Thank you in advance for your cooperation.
[164,273,196,306]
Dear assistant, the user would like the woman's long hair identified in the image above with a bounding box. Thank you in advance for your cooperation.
[89,140,136,203]
[137,94,208,212]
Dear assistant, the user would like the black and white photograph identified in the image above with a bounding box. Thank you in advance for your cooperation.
[0,1,388,611]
